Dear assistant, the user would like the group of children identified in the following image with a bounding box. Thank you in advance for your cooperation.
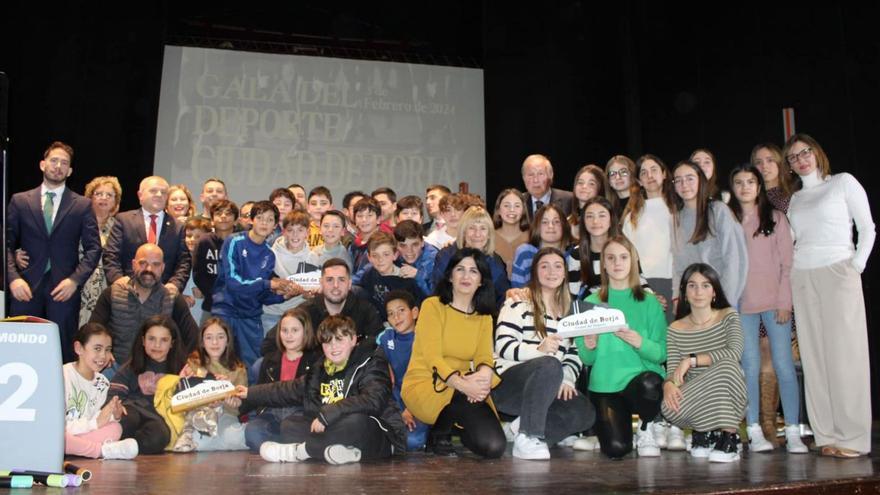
[64,286,422,464]
[181,185,438,374]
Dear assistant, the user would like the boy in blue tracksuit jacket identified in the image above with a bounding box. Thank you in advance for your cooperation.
[375,289,429,451]
[212,201,296,377]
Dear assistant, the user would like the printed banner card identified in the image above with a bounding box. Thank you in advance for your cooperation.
[557,307,627,338]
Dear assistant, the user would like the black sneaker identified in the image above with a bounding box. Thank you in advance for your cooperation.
[690,430,716,459]
[709,431,741,463]
[428,433,457,456]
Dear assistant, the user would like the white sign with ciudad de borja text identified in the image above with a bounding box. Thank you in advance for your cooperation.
[556,307,627,339]
[288,271,322,291]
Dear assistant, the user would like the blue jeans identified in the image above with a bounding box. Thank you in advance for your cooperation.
[245,407,303,452]
[740,311,799,425]
[223,315,262,383]
[406,420,430,451]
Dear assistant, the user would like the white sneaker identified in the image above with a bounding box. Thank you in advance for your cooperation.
[784,425,809,454]
[689,431,714,458]
[652,421,668,449]
[572,435,601,451]
[708,432,741,463]
[102,438,138,460]
[512,432,551,460]
[172,431,196,453]
[557,435,579,448]
[636,421,661,457]
[324,444,362,465]
[502,417,521,442]
[747,423,774,452]
[260,442,308,463]
[666,425,686,451]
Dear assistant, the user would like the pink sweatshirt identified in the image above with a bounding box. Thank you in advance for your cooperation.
[739,209,793,313]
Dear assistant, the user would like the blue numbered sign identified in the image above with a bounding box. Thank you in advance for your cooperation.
[0,319,64,473]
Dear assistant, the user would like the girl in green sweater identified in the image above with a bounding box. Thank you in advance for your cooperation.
[576,235,667,459]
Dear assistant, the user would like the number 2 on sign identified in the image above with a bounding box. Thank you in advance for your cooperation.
[0,362,38,421]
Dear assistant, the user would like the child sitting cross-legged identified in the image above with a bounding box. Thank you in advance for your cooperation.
[108,315,188,455]
[64,323,138,459]
[244,307,321,452]
[236,315,406,464]
[376,290,430,451]
[172,317,249,452]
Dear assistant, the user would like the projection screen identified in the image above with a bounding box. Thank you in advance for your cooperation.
[154,46,485,208]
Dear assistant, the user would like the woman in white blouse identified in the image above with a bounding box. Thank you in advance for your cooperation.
[784,133,875,458]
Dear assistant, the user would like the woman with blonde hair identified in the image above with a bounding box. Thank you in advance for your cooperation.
[167,184,196,221]
[431,206,510,308]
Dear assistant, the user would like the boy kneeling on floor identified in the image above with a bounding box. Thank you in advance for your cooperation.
[236,315,406,464]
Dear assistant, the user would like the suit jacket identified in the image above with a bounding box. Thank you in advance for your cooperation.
[524,187,574,221]
[6,185,101,289]
[102,208,191,290]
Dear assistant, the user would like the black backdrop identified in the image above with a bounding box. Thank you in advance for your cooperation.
[2,2,878,412]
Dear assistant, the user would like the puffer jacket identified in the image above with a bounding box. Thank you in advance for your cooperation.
[243,341,406,454]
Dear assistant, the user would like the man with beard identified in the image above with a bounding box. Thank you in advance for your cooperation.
[90,243,197,372]
[261,257,384,356]
[6,141,102,362]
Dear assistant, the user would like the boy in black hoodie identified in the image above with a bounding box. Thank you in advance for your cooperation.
[236,315,405,464]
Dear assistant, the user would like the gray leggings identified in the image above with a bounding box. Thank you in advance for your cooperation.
[492,356,595,445]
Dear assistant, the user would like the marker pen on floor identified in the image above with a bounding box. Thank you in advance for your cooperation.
[0,475,34,488]
[0,471,68,488]
[63,461,92,482]
[11,469,81,486]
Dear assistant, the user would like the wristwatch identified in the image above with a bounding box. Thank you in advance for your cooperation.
[689,353,697,367]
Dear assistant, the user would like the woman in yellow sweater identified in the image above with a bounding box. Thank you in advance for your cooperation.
[402,248,506,458]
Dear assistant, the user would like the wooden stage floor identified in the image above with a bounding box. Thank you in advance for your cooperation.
[54,438,880,495]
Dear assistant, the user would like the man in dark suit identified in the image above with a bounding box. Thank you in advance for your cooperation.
[521,154,574,221]
[103,175,191,296]
[6,141,102,361]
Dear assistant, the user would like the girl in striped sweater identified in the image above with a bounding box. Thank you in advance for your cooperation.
[494,247,595,460]
[661,263,747,463]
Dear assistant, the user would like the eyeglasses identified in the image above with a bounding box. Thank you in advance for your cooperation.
[608,169,630,179]
[785,147,812,165]
[93,191,116,199]
[672,175,698,186]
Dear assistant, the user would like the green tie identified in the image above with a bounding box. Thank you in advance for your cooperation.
[43,191,56,272]
[43,191,56,233]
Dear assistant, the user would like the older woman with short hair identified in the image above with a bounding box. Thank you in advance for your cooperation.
[80,176,122,325]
